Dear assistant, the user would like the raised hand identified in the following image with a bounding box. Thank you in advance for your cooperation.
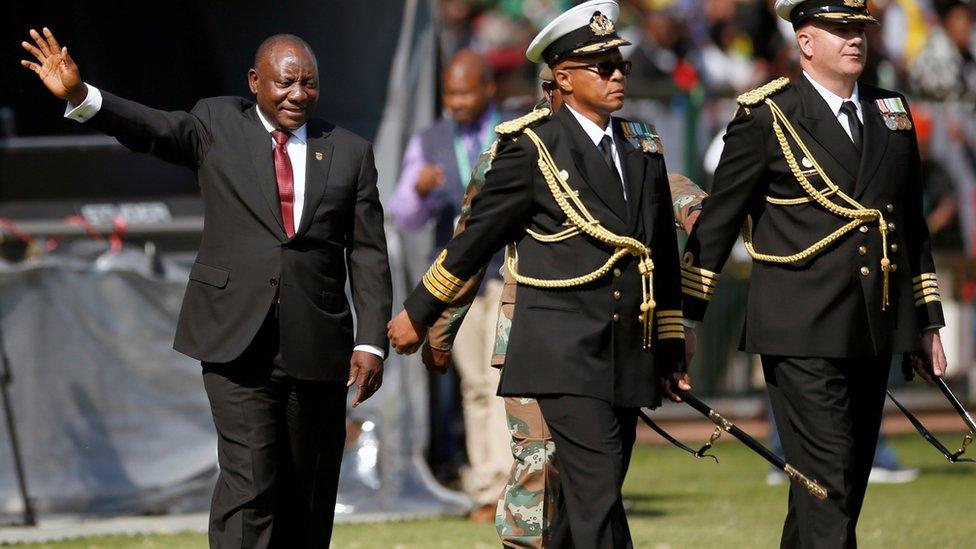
[20,27,86,105]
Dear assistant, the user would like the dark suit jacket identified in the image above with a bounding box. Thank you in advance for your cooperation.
[683,76,945,357]
[88,92,393,380]
[405,107,685,407]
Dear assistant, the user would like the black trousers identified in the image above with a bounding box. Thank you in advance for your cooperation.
[202,310,347,549]
[538,395,638,549]
[762,355,891,549]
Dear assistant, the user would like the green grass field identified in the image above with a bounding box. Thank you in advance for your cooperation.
[16,433,976,548]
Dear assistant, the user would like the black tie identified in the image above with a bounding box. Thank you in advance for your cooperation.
[840,101,863,152]
[598,135,621,182]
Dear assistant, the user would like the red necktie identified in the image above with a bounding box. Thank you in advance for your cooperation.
[272,130,296,238]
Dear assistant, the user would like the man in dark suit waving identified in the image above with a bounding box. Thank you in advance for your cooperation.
[21,28,392,547]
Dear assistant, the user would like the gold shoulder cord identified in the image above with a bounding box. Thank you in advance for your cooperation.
[506,128,657,348]
[741,97,893,309]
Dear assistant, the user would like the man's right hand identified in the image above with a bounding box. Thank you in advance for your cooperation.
[421,343,452,374]
[387,309,427,355]
[415,164,445,197]
[20,27,87,105]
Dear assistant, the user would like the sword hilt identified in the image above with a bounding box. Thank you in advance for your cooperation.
[784,464,828,500]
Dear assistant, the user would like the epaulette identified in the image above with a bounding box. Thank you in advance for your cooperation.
[494,106,552,137]
[737,77,790,107]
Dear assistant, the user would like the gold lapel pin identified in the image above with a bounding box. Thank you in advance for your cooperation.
[315,152,323,161]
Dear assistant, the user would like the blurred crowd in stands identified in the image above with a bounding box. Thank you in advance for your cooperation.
[434,0,976,256]
[401,1,975,497]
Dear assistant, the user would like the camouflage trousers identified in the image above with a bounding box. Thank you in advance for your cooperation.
[495,396,561,548]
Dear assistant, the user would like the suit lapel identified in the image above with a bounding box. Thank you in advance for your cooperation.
[296,120,335,236]
[614,121,646,235]
[853,93,889,198]
[793,76,861,181]
[557,108,627,224]
[243,106,286,238]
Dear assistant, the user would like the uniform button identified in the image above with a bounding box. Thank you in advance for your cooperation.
[612,313,620,322]
[860,266,870,276]
[890,243,898,252]
[886,204,894,213]
[887,222,896,232]
[859,225,869,234]
[270,277,278,286]
[613,290,621,300]
[858,246,867,256]
[890,263,898,272]
[613,268,622,278]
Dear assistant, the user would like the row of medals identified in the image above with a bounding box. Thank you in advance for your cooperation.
[883,112,912,131]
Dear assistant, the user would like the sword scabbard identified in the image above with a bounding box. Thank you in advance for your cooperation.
[784,464,828,500]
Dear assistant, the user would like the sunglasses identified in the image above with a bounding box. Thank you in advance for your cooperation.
[562,60,632,78]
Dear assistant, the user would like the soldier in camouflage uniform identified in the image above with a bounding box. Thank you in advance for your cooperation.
[419,75,706,546]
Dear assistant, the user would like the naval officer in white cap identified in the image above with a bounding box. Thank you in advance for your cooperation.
[389,1,690,546]
[680,0,948,547]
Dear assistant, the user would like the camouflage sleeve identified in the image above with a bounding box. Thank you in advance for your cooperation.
[667,173,707,232]
[426,151,494,351]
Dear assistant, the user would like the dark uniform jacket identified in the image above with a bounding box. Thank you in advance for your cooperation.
[405,107,685,407]
[88,92,393,379]
[683,76,945,357]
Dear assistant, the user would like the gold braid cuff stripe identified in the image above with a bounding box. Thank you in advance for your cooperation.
[658,316,684,322]
[912,273,938,284]
[682,279,715,296]
[656,310,683,318]
[681,267,718,283]
[914,279,939,291]
[659,331,685,340]
[422,250,465,303]
[914,287,941,299]
[682,287,712,301]
[681,271,718,290]
[916,294,942,306]
[680,260,719,280]
[658,323,685,330]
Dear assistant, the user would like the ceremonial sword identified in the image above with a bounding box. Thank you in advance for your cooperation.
[677,389,829,500]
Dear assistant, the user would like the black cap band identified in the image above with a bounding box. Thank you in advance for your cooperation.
[790,0,878,26]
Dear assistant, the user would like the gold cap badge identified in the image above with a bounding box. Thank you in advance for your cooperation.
[589,11,614,36]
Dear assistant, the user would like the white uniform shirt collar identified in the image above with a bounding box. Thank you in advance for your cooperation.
[255,106,308,144]
[803,71,862,122]
[566,103,615,147]
[564,103,627,198]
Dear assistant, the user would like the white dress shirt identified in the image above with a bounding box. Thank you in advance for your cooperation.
[803,71,862,143]
[66,85,384,359]
[565,103,627,200]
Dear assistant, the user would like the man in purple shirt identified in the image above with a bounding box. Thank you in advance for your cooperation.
[390,49,511,521]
